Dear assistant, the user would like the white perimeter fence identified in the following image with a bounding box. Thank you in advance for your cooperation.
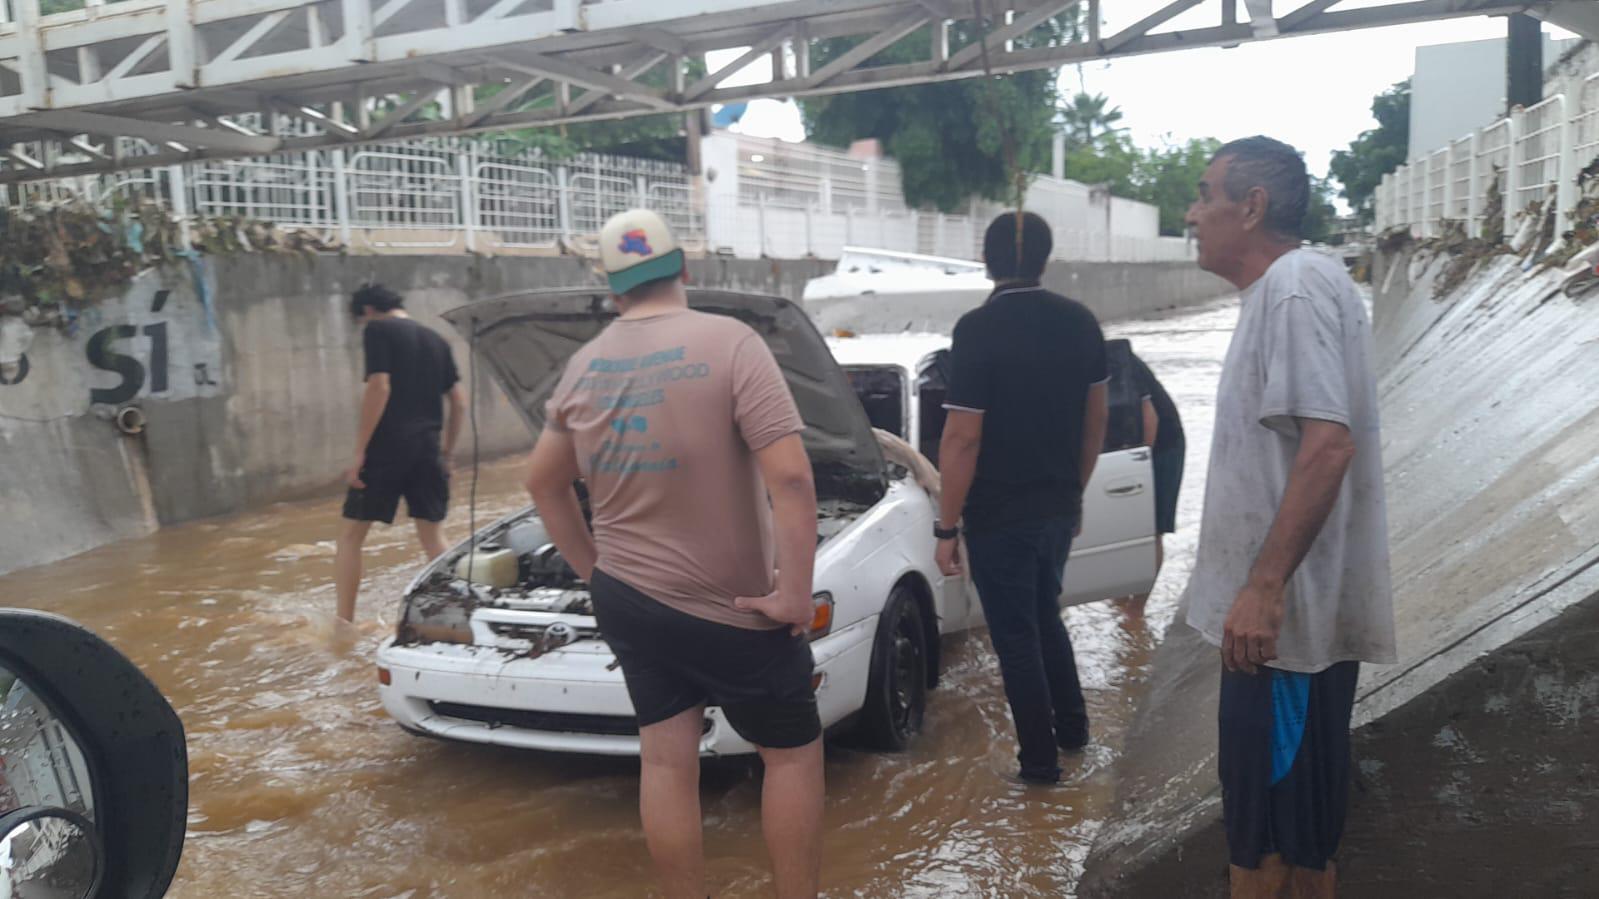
[8,128,1192,264]
[1378,73,1599,240]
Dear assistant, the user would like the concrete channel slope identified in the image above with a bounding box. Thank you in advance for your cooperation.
[1080,247,1599,897]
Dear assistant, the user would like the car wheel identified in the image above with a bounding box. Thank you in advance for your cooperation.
[856,585,928,751]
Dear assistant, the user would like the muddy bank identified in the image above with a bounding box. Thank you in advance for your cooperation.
[1080,248,1599,896]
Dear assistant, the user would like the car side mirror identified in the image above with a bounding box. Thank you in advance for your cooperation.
[0,807,101,895]
[0,609,188,898]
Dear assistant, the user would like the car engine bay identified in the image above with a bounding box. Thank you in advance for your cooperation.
[396,469,882,647]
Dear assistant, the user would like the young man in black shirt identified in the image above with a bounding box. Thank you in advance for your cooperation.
[936,212,1109,784]
[335,284,466,623]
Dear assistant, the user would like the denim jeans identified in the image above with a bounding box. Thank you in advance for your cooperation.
[965,515,1087,780]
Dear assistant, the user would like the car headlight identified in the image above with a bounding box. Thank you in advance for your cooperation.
[806,592,834,642]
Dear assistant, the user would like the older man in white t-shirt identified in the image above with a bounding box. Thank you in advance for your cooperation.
[1184,136,1396,899]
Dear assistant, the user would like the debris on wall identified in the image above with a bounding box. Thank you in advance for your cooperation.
[1480,168,1505,247]
[1429,219,1508,301]
[0,199,341,333]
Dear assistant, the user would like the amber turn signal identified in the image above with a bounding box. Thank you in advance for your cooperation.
[807,593,835,642]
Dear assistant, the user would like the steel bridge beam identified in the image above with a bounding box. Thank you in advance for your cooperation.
[0,0,1552,183]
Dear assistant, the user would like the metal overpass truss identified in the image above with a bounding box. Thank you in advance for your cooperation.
[0,0,1593,183]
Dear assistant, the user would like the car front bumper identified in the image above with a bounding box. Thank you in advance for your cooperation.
[376,615,877,757]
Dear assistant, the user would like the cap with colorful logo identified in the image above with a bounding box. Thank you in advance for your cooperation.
[599,208,685,296]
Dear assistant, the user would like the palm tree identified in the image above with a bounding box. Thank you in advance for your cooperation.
[1058,92,1126,149]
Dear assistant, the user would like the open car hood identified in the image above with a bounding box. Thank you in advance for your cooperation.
[441,287,888,489]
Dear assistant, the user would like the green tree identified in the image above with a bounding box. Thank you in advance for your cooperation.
[1132,137,1220,236]
[1058,131,1140,198]
[1059,93,1125,149]
[1302,175,1339,243]
[1329,80,1410,225]
[800,15,1080,212]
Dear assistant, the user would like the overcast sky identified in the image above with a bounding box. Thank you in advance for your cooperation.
[710,8,1576,184]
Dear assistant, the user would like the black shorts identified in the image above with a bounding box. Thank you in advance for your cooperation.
[1219,660,1359,870]
[1152,440,1185,534]
[342,444,448,524]
[589,568,821,749]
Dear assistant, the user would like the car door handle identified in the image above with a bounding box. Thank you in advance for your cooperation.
[1106,483,1145,497]
[1129,449,1150,461]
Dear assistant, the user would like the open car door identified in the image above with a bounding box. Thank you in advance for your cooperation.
[1060,338,1160,605]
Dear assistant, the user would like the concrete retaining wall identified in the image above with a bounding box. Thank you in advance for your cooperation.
[804,260,1232,333]
[0,254,830,576]
[1080,249,1599,896]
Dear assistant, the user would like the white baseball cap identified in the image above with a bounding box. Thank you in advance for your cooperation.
[598,208,685,295]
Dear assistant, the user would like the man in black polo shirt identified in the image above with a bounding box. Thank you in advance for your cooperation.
[936,212,1109,785]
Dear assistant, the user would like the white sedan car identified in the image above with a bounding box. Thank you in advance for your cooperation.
[377,289,1156,757]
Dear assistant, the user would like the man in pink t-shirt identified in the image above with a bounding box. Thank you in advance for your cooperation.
[525,209,823,899]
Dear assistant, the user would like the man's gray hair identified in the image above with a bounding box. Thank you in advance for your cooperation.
[1212,136,1309,240]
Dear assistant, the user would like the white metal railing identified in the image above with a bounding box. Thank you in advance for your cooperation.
[7,127,1187,264]
[1426,148,1449,234]
[1448,134,1474,227]
[1381,76,1599,241]
[474,161,562,249]
[3,136,702,255]
[1514,94,1567,214]
[1575,73,1599,185]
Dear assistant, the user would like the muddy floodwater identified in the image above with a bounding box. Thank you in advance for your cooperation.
[0,301,1238,898]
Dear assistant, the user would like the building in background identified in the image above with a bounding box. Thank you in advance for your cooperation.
[702,131,1186,264]
[1378,34,1598,238]
[1409,34,1578,160]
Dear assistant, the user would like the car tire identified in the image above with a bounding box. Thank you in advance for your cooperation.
[855,585,928,751]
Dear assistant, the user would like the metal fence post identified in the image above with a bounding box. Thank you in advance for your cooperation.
[1442,144,1457,233]
[556,165,573,242]
[1392,168,1403,232]
[168,165,191,249]
[460,145,477,252]
[1506,106,1525,240]
[1466,132,1481,237]
[332,148,353,244]
[1555,95,1577,238]
[1427,159,1435,234]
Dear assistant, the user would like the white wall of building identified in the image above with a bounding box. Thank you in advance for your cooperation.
[1410,35,1577,160]
[702,131,1188,263]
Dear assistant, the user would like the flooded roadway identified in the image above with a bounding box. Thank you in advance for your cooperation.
[0,299,1238,898]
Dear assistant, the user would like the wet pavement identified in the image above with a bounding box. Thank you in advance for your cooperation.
[0,299,1238,898]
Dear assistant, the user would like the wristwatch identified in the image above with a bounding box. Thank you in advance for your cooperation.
[934,523,961,540]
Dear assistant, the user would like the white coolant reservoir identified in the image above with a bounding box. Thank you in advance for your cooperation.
[454,544,519,588]
[505,520,551,557]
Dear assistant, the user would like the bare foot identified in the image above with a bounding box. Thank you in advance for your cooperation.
[1113,595,1148,619]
